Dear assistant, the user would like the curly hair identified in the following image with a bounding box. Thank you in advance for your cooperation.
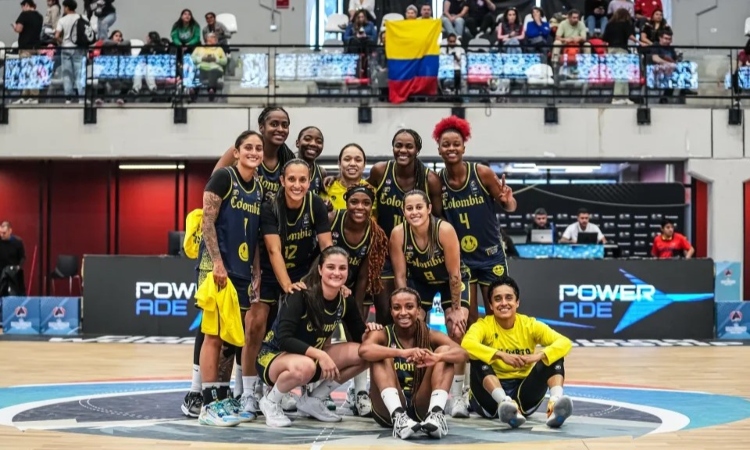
[390,287,431,396]
[344,185,388,295]
[432,115,472,143]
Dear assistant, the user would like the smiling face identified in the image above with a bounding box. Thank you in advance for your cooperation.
[438,130,464,164]
[319,253,349,292]
[234,134,264,170]
[392,132,418,167]
[339,146,366,182]
[346,192,372,224]
[260,111,290,148]
[281,163,310,203]
[489,283,519,320]
[403,193,431,228]
[296,127,324,162]
[391,291,420,329]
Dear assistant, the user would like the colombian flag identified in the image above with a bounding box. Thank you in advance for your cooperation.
[386,19,441,104]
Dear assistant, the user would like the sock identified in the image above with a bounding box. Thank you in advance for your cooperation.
[380,387,403,416]
[311,380,340,399]
[233,365,243,397]
[428,389,448,412]
[202,382,222,405]
[549,385,563,401]
[450,375,465,397]
[190,364,201,392]
[243,376,258,395]
[491,387,507,404]
[266,384,284,404]
[218,382,231,400]
[353,371,368,393]
[463,364,471,387]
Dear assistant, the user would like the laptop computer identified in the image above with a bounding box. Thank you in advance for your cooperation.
[530,229,554,244]
[577,232,599,244]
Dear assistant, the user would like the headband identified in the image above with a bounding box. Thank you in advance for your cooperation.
[344,185,375,201]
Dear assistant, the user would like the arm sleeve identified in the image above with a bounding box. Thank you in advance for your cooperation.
[276,293,313,355]
[460,320,497,364]
[171,28,182,44]
[342,296,366,343]
[312,196,332,234]
[204,168,231,197]
[260,202,280,236]
[531,319,573,365]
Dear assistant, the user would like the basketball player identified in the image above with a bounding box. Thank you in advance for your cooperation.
[255,246,379,427]
[359,287,468,440]
[367,129,443,326]
[295,126,326,195]
[240,159,333,415]
[321,144,374,212]
[195,131,265,426]
[434,116,516,324]
[462,276,574,428]
[390,189,472,418]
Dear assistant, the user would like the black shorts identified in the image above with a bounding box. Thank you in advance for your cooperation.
[381,258,394,280]
[197,270,254,310]
[468,358,565,418]
[255,346,322,387]
[409,271,471,313]
[259,279,283,305]
[469,261,509,286]
[371,396,424,427]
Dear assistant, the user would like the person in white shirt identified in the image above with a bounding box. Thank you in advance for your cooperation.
[55,0,84,103]
[348,0,376,21]
[560,208,606,244]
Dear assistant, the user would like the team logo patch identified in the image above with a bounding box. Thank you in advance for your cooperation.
[492,264,505,277]
[238,242,249,262]
[461,235,478,252]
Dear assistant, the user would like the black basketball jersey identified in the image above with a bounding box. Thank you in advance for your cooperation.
[263,292,346,352]
[403,219,450,284]
[376,161,430,238]
[331,209,371,289]
[384,324,433,399]
[258,144,295,200]
[440,163,506,269]
[309,163,324,196]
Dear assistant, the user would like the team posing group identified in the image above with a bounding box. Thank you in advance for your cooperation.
[180,106,575,439]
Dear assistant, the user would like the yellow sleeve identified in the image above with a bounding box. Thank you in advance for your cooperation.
[531,319,573,365]
[461,319,497,364]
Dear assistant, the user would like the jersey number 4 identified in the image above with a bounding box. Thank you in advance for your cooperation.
[459,212,471,229]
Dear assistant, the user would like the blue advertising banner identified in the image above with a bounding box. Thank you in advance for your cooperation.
[716,302,750,339]
[40,297,81,335]
[714,261,742,302]
[1,297,41,335]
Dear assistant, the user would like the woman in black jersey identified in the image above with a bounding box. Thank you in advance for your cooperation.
[296,126,326,196]
[255,246,380,428]
[367,129,444,325]
[359,287,467,440]
[241,159,333,415]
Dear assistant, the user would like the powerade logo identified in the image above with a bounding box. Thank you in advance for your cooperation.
[135,282,202,332]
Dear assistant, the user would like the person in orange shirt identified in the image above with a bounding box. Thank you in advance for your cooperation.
[651,219,694,259]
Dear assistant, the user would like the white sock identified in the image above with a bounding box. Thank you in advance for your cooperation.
[450,375,465,397]
[463,365,471,387]
[311,380,340,399]
[242,376,258,395]
[491,387,507,404]
[549,385,563,400]
[190,364,201,392]
[266,384,284,404]
[353,371,368,393]
[428,389,449,412]
[233,365,243,397]
[380,387,403,416]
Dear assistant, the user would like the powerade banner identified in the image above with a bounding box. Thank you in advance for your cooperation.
[509,259,715,340]
[83,256,201,336]
[715,302,750,340]
[2,297,41,335]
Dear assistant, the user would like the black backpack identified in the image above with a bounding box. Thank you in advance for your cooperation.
[71,16,95,47]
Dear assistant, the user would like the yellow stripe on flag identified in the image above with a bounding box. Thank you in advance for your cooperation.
[385,18,441,61]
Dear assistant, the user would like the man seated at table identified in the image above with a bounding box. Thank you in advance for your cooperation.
[651,218,693,259]
[525,208,556,243]
[560,208,606,244]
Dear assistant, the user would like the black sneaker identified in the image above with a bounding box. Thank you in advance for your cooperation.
[181,391,203,418]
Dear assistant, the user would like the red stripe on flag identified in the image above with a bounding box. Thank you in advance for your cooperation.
[388,77,438,104]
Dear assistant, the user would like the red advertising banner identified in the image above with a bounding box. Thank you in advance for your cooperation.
[276,0,289,9]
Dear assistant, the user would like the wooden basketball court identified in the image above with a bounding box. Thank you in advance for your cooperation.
[1,341,749,450]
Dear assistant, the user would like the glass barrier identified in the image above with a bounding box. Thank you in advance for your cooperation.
[1,44,748,105]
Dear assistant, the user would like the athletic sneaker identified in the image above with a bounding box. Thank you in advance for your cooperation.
[498,398,526,428]
[392,410,421,440]
[546,395,573,428]
[240,392,260,415]
[421,409,449,438]
[336,387,357,416]
[296,392,342,422]
[198,401,240,427]
[281,392,298,412]
[446,394,470,418]
[221,397,256,422]
[259,396,292,428]
[355,390,372,416]
[181,391,202,418]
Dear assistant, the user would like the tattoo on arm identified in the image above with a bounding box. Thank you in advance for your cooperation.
[449,274,461,310]
[202,191,223,266]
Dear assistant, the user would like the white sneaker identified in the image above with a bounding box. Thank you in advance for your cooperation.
[546,395,573,428]
[240,392,260,415]
[259,396,292,428]
[26,99,39,104]
[355,390,372,416]
[11,98,27,104]
[421,410,448,438]
[499,398,526,428]
[296,392,342,422]
[336,386,357,416]
[446,394,470,418]
[198,401,240,427]
[281,392,298,412]
[221,397,256,423]
[392,410,421,440]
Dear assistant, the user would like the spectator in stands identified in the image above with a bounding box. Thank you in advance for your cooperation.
[420,3,433,19]
[441,33,464,92]
[12,0,44,105]
[651,219,693,259]
[171,8,201,53]
[344,10,377,53]
[42,0,61,43]
[731,38,750,96]
[405,4,418,19]
[639,9,670,47]
[551,9,590,64]
[129,31,168,98]
[648,29,684,103]
[442,0,469,40]
[93,29,130,105]
[607,0,634,19]
[497,7,524,54]
[192,33,227,102]
[56,0,84,104]
[0,221,26,296]
[603,7,636,104]
[560,208,606,244]
[524,7,551,58]
[634,0,661,28]
[525,208,555,243]
[465,0,497,39]
[203,12,230,52]
[91,0,115,40]
[349,0,376,21]
[584,0,608,35]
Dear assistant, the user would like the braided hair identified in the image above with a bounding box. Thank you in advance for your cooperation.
[390,287,431,396]
[403,189,440,260]
[258,105,295,166]
[274,158,311,241]
[392,129,428,192]
[344,185,388,295]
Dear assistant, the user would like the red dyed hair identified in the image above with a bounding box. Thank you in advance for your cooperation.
[432,116,472,143]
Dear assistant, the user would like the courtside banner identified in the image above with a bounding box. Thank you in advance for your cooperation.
[83,256,200,336]
[40,297,80,335]
[1,297,41,335]
[509,259,715,340]
[715,302,750,340]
